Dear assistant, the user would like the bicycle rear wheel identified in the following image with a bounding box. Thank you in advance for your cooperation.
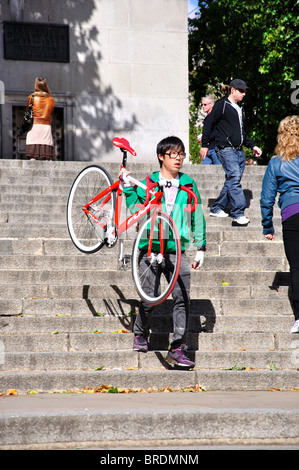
[67,165,115,253]
[131,210,181,305]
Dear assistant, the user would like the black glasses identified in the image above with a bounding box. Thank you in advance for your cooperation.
[165,151,186,160]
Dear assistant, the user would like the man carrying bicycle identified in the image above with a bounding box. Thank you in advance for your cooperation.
[122,136,206,369]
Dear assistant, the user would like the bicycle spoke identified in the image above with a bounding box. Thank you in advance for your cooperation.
[132,211,181,305]
[67,165,115,253]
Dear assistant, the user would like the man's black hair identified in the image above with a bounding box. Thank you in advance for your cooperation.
[156,136,185,167]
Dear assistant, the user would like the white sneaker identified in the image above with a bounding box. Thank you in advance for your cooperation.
[232,216,250,225]
[290,319,299,333]
[210,210,229,218]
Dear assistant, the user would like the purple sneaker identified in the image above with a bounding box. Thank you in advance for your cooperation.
[133,334,148,352]
[166,345,195,368]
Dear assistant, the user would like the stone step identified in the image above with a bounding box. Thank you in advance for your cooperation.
[0,201,281,219]
[1,391,298,449]
[0,255,288,276]
[0,297,294,317]
[0,163,265,178]
[0,174,268,197]
[0,314,293,334]
[0,212,282,231]
[1,349,297,374]
[0,181,279,210]
[0,269,289,287]
[0,369,297,394]
[0,224,282,238]
[0,182,267,199]
[0,329,296,354]
[0,160,266,177]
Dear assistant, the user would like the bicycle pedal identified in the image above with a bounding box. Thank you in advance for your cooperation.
[104,224,118,248]
[118,254,131,270]
[150,252,163,264]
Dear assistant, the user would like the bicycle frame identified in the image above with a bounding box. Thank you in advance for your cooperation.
[67,137,200,304]
[81,138,198,262]
[82,173,164,257]
[84,179,162,232]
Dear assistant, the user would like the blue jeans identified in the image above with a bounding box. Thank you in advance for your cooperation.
[201,148,221,165]
[210,147,246,218]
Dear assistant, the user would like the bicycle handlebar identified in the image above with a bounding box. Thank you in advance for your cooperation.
[179,184,198,213]
[142,179,198,213]
[114,137,198,213]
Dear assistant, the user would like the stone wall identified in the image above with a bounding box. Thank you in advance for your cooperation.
[0,0,189,162]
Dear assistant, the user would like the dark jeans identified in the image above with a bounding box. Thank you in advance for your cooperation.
[210,147,246,218]
[282,212,299,320]
[133,252,190,348]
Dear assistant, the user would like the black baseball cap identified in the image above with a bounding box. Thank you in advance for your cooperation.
[229,79,249,89]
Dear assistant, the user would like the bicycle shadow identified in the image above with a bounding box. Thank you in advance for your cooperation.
[150,298,216,369]
[82,284,137,330]
[82,284,217,368]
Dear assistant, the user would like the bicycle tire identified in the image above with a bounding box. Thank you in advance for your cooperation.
[131,210,181,305]
[67,165,116,253]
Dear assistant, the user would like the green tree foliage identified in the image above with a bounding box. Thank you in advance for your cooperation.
[189,92,202,164]
[189,0,298,163]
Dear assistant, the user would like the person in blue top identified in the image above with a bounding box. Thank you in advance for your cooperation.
[260,115,299,333]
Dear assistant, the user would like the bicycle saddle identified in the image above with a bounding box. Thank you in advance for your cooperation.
[113,137,137,156]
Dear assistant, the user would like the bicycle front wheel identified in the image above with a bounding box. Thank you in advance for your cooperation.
[67,165,115,253]
[132,210,181,305]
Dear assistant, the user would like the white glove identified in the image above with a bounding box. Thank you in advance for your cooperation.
[192,250,205,269]
[119,168,131,187]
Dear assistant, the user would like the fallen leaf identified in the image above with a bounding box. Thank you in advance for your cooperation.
[6,389,18,396]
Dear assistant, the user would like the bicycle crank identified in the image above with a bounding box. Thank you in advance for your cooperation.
[150,252,163,264]
[104,223,118,248]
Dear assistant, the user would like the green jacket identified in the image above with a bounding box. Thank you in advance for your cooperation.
[123,171,206,253]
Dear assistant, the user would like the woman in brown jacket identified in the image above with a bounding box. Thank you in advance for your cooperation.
[25,77,55,160]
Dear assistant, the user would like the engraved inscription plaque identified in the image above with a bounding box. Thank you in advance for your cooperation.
[3,21,69,63]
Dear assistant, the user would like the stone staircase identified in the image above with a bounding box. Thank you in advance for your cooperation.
[0,158,298,448]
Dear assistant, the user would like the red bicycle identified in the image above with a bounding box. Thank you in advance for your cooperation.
[66,137,198,305]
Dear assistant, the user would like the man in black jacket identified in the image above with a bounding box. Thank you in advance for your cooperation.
[200,79,262,225]
[199,95,221,165]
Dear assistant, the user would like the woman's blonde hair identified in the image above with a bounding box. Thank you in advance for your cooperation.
[275,115,299,161]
